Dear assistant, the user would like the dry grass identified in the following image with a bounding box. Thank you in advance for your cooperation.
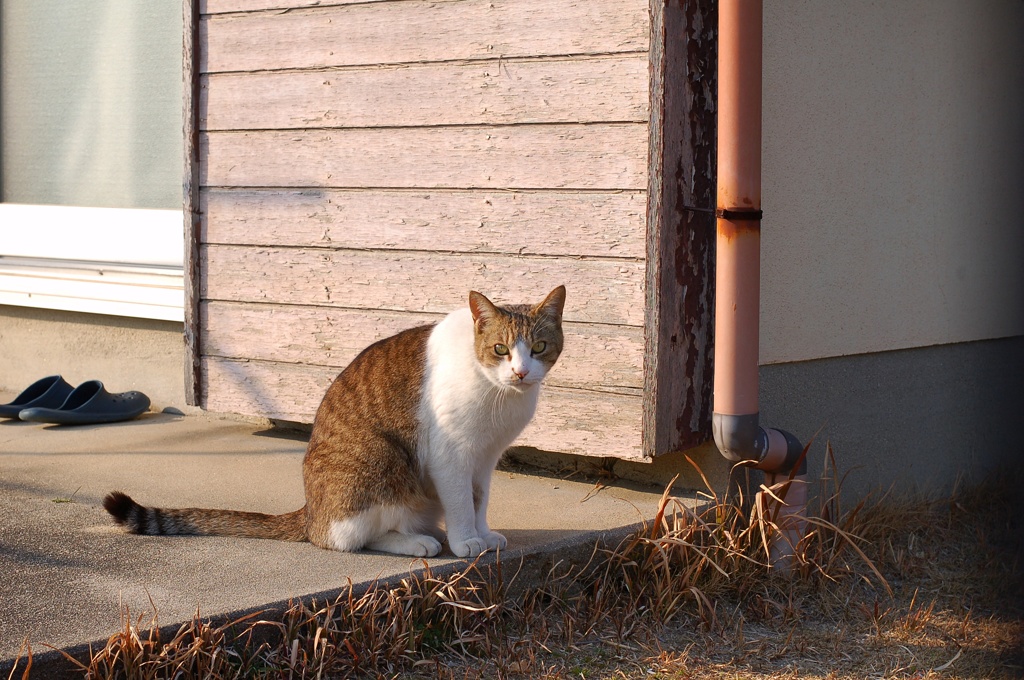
[9,447,1022,679]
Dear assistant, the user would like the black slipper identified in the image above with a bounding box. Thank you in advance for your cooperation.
[0,375,76,420]
[19,380,151,425]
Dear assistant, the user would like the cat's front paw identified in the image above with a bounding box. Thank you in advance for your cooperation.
[409,535,443,558]
[482,531,507,551]
[364,532,442,558]
[450,536,488,558]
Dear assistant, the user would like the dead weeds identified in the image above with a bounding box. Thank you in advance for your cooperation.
[8,448,1022,679]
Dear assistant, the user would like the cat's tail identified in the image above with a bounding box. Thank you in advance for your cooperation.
[103,491,308,542]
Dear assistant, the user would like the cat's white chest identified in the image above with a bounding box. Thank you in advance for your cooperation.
[419,309,539,458]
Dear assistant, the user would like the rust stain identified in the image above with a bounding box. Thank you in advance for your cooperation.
[717,216,761,242]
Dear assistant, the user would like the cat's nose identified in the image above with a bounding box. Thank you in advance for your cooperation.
[512,367,529,380]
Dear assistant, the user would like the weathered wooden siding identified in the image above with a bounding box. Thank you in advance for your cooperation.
[201,55,649,130]
[199,0,649,73]
[194,0,654,459]
[201,1,388,15]
[201,189,646,258]
[643,0,717,454]
[201,126,648,189]
[201,247,645,325]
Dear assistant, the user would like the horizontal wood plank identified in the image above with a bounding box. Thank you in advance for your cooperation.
[201,189,646,259]
[200,301,644,391]
[201,55,648,130]
[201,357,644,458]
[201,0,650,73]
[201,125,648,190]
[202,0,387,15]
[526,385,643,459]
[202,357,335,424]
[201,246,646,326]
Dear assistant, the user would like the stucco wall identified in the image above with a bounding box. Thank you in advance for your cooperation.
[760,1,1024,363]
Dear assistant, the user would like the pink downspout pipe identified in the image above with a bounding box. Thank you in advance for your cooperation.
[713,0,807,568]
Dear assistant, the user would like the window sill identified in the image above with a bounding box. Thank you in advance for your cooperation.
[0,256,184,322]
[0,204,184,322]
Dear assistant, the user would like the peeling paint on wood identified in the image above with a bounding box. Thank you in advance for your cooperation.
[201,0,388,15]
[200,125,648,190]
[201,245,646,327]
[528,386,643,459]
[201,0,650,73]
[184,0,203,406]
[201,188,646,259]
[642,0,716,457]
[201,55,649,131]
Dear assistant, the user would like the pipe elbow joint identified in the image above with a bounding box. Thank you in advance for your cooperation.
[712,412,766,463]
[768,427,807,475]
[713,413,806,475]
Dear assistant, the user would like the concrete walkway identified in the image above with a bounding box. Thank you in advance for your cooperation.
[0,403,673,672]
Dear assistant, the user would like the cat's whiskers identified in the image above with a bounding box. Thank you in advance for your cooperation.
[490,382,509,429]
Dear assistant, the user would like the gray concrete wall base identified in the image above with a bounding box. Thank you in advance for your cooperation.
[759,335,1024,501]
[0,306,186,412]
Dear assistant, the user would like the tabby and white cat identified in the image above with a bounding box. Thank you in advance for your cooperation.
[105,286,566,558]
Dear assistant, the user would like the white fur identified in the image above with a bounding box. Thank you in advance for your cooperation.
[337,307,550,559]
[329,505,441,557]
[418,308,547,557]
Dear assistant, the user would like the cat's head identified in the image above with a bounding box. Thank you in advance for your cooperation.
[468,286,566,391]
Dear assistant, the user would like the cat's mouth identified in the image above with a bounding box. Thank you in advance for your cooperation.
[504,377,540,392]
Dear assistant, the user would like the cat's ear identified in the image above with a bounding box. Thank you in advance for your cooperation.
[469,290,499,328]
[533,285,566,323]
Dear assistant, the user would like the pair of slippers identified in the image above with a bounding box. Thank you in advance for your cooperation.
[0,375,151,425]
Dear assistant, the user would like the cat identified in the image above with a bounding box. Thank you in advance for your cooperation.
[104,286,566,558]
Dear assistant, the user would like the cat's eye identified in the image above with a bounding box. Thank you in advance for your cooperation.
[493,344,510,356]
[531,341,547,355]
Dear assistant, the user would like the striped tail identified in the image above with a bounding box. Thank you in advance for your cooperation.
[103,491,307,542]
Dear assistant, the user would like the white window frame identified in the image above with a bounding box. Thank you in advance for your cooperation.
[0,204,184,322]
